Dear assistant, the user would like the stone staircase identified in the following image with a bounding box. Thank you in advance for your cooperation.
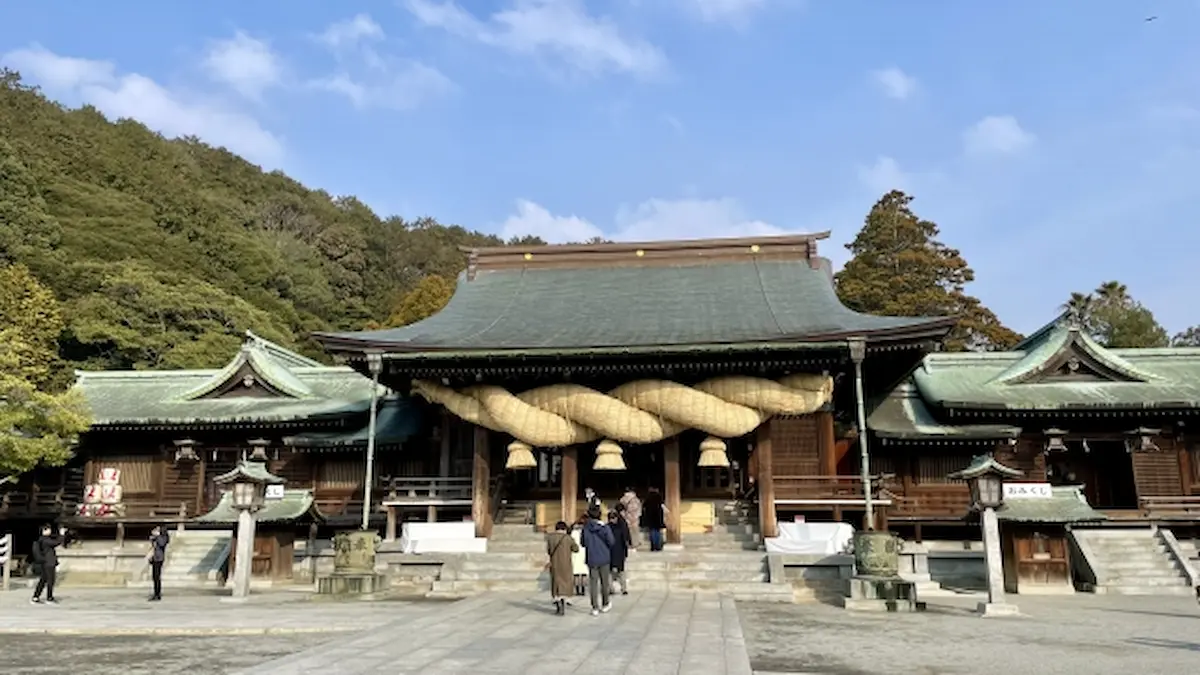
[682,500,762,551]
[129,529,232,589]
[1072,527,1193,596]
[429,515,791,602]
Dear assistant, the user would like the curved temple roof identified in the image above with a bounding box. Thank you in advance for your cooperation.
[315,234,953,357]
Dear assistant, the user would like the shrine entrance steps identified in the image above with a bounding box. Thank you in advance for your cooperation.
[1071,527,1194,596]
[127,529,232,589]
[428,523,791,602]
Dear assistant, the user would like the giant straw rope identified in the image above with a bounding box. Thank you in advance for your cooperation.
[411,374,833,470]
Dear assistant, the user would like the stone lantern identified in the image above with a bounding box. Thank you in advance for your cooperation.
[948,455,1022,617]
[212,461,285,599]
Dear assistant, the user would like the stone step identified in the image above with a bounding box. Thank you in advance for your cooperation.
[1103,559,1182,571]
[1097,584,1194,596]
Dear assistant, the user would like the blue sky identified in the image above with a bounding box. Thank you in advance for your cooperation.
[2,1,1197,337]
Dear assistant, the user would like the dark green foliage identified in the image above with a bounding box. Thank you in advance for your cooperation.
[0,70,507,369]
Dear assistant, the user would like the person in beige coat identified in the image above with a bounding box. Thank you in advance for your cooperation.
[546,520,579,616]
[619,487,643,550]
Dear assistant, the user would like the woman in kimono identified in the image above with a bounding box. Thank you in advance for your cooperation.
[545,520,579,616]
[619,487,643,551]
[570,515,588,595]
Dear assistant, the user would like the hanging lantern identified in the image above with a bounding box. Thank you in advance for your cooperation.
[698,436,730,468]
[505,440,537,469]
[593,439,626,471]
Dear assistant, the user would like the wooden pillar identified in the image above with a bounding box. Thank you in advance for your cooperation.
[664,437,682,544]
[471,427,492,538]
[385,506,397,542]
[196,455,207,513]
[1178,436,1192,495]
[817,410,836,475]
[756,422,777,539]
[561,447,579,525]
[439,412,452,477]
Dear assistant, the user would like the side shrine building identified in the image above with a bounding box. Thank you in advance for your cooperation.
[0,331,425,548]
[314,233,954,542]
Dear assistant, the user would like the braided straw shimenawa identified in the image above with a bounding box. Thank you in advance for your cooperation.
[412,374,833,470]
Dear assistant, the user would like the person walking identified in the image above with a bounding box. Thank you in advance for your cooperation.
[608,508,631,595]
[642,488,667,552]
[147,525,170,601]
[570,516,588,596]
[30,524,64,605]
[545,521,579,616]
[580,505,615,616]
[619,487,643,551]
[584,487,602,514]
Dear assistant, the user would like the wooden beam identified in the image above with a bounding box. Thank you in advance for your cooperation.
[561,447,579,526]
[756,422,777,539]
[664,437,682,544]
[471,427,492,538]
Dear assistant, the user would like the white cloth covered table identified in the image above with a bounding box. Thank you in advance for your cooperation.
[399,522,488,554]
[764,522,855,555]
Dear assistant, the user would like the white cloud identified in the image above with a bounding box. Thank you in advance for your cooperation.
[404,0,667,78]
[310,15,455,110]
[202,31,283,100]
[963,115,1035,156]
[317,14,385,49]
[309,63,456,111]
[857,156,910,194]
[500,196,788,244]
[871,66,917,100]
[1,44,283,167]
[501,199,603,242]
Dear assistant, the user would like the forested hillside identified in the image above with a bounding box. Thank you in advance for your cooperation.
[0,70,523,372]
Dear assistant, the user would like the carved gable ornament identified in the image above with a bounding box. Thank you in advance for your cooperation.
[995,324,1155,387]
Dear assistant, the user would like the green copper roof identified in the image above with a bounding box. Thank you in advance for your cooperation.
[283,397,424,448]
[211,460,286,486]
[913,320,1200,411]
[996,486,1107,524]
[73,332,395,427]
[868,381,1021,441]
[314,238,952,356]
[194,488,325,524]
[947,454,1023,480]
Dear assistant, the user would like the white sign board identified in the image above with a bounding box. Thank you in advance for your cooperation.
[1004,482,1053,499]
[264,484,285,500]
[0,533,10,565]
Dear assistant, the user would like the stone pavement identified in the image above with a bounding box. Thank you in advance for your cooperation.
[740,593,1200,675]
[239,591,755,675]
[0,587,415,635]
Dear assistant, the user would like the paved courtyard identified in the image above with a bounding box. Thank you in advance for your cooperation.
[3,587,1200,674]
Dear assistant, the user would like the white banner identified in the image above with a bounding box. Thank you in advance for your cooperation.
[1004,482,1053,499]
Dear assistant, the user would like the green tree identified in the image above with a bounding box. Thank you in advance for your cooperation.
[1172,326,1200,347]
[1061,281,1169,348]
[387,275,455,327]
[835,190,1020,351]
[0,263,90,478]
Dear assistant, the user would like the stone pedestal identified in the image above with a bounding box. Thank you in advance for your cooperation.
[841,576,926,612]
[317,530,386,596]
[978,601,1021,618]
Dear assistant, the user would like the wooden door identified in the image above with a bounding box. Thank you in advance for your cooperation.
[230,531,279,579]
[1007,528,1069,592]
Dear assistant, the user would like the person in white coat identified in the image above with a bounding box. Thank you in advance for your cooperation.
[570,516,588,596]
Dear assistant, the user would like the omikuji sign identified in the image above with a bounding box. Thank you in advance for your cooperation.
[1003,482,1053,499]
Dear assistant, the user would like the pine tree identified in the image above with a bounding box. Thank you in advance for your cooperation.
[835,190,1020,351]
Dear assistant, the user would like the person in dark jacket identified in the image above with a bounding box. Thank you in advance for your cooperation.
[147,526,170,601]
[642,488,667,552]
[607,507,631,595]
[31,524,64,604]
[580,505,615,616]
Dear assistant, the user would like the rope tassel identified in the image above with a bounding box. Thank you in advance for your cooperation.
[593,439,626,471]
